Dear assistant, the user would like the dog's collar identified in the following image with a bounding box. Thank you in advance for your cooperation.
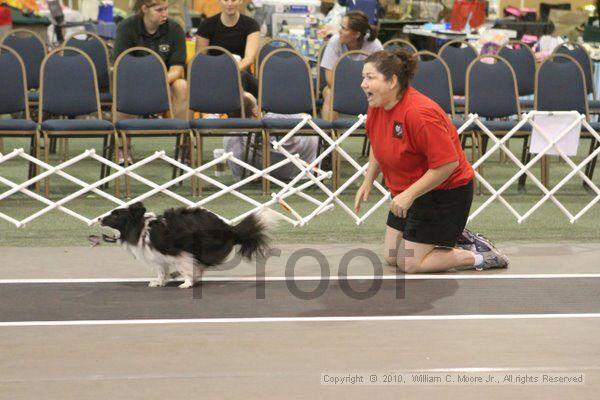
[140,215,161,246]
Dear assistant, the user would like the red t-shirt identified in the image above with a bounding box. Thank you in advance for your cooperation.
[366,86,473,197]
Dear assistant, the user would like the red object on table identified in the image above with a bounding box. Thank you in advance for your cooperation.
[450,0,486,32]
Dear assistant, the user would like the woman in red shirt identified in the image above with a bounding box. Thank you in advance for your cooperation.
[355,50,508,273]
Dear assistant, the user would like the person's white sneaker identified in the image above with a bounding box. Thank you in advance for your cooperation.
[456,229,509,270]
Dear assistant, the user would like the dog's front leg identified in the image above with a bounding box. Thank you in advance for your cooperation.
[149,265,168,287]
[177,259,201,289]
[178,268,198,289]
[178,279,194,289]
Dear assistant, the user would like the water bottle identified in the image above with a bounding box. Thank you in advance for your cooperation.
[305,15,312,38]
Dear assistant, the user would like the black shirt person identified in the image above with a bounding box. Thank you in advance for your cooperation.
[195,0,260,96]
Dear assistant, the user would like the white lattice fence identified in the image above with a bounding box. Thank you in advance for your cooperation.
[459,111,600,224]
[1,112,599,228]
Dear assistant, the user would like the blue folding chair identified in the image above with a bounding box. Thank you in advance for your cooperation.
[254,38,294,79]
[0,44,39,183]
[112,47,192,197]
[535,53,597,188]
[65,31,112,108]
[188,46,263,194]
[465,54,525,191]
[258,48,332,193]
[553,43,600,112]
[498,41,536,110]
[413,51,455,118]
[39,47,116,196]
[0,29,46,108]
[328,50,369,188]
[439,39,478,112]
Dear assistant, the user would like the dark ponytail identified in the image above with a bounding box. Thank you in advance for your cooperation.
[365,24,379,42]
[345,10,379,42]
[365,49,418,97]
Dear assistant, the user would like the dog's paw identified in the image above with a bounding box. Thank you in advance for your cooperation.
[178,281,194,289]
[148,280,166,288]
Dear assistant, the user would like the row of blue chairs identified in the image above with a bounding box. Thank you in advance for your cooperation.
[0,42,357,196]
[409,49,599,190]
[0,29,111,107]
[393,37,600,113]
[2,31,597,195]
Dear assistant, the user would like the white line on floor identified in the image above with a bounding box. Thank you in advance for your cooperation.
[1,274,600,284]
[2,313,600,327]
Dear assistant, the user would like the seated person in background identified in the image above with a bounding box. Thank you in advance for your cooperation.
[112,0,188,163]
[113,0,188,119]
[320,10,383,121]
[224,93,320,181]
[195,0,260,97]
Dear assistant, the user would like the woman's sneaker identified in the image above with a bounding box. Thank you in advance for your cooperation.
[117,147,134,166]
[456,229,477,252]
[456,229,509,270]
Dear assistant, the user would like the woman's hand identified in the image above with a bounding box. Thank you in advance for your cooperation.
[389,191,415,218]
[355,148,381,213]
[354,182,373,213]
[388,161,459,218]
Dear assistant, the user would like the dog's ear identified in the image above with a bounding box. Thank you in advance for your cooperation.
[130,202,145,210]
[129,202,146,220]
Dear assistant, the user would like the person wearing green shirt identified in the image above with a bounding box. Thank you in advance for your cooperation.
[113,0,189,164]
[113,0,188,120]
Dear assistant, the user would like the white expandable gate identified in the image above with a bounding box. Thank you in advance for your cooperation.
[0,111,599,228]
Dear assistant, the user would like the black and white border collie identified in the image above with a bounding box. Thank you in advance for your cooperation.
[100,202,277,288]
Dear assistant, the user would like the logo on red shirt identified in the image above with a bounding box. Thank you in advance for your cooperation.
[393,121,403,139]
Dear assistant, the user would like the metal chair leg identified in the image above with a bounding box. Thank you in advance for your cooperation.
[196,131,203,197]
[121,132,131,198]
[262,130,270,196]
[584,138,599,192]
[518,134,530,192]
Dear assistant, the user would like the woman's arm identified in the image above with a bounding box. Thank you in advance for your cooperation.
[320,35,339,88]
[166,65,185,84]
[354,148,381,212]
[325,69,333,88]
[239,31,260,71]
[389,160,459,218]
[195,35,210,54]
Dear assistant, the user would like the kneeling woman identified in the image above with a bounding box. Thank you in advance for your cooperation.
[354,50,508,273]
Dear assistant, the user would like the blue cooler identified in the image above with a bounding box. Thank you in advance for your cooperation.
[343,0,380,25]
[98,2,113,23]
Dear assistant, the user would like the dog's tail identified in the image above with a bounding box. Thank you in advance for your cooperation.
[232,208,281,260]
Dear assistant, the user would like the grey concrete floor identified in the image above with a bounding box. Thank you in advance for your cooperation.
[2,242,600,279]
[1,242,600,399]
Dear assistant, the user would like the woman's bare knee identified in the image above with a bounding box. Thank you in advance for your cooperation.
[384,255,396,266]
[171,79,187,97]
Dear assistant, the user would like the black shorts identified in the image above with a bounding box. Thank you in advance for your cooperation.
[386,180,473,248]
